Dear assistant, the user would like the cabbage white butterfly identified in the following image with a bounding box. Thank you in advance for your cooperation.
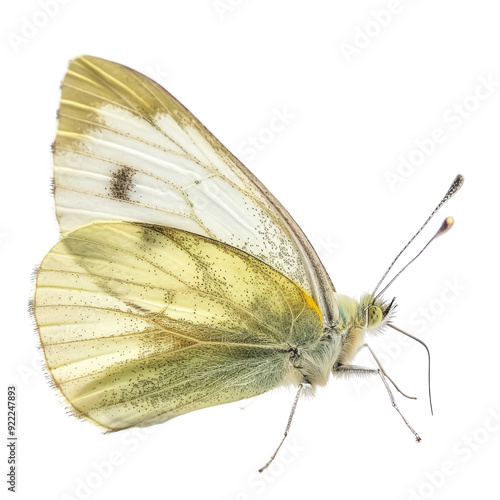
[33,56,462,471]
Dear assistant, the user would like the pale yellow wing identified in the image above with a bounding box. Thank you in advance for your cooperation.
[34,222,323,430]
[53,55,337,324]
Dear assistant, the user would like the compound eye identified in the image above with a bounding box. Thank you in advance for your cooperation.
[367,305,383,328]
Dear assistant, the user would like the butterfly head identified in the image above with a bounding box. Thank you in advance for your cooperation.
[361,294,396,334]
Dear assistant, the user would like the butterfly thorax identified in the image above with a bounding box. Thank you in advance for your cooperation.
[284,293,394,388]
[333,293,395,366]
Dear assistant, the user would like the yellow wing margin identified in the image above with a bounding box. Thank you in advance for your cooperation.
[34,223,323,430]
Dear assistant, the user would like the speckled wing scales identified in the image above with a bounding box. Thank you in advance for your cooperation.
[34,222,323,430]
[53,55,336,323]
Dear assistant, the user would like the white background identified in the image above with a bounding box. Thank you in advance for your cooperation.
[2,1,499,499]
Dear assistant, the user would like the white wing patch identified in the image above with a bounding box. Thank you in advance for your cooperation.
[55,102,313,293]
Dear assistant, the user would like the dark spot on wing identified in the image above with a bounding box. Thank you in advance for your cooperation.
[109,166,135,201]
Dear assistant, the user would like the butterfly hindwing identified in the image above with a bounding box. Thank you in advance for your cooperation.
[34,222,323,430]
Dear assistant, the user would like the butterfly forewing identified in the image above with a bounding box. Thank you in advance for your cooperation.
[53,56,336,322]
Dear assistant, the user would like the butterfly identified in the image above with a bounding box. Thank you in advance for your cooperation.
[33,55,463,471]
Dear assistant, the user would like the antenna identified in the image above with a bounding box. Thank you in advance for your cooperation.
[372,174,464,298]
[373,216,454,301]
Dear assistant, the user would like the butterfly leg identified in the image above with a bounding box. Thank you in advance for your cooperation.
[334,364,421,442]
[360,343,417,400]
[258,383,307,473]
